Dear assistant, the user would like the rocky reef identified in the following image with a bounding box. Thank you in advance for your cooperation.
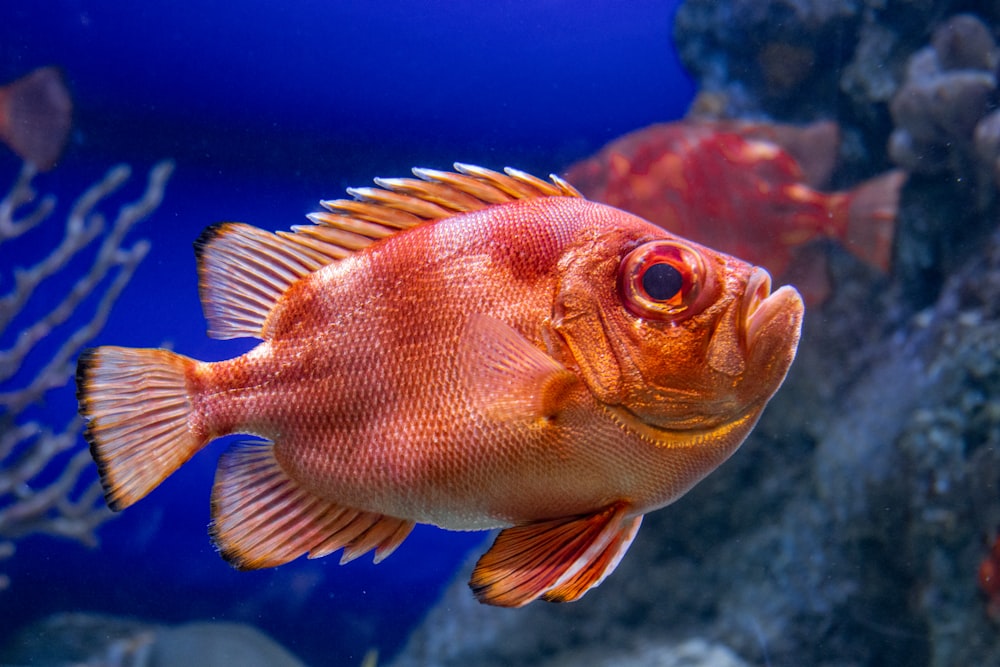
[0,613,308,667]
[888,14,998,183]
[388,4,1000,667]
[677,2,1000,310]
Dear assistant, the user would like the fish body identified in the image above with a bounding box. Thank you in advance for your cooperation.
[0,67,72,170]
[78,165,803,607]
[565,120,906,303]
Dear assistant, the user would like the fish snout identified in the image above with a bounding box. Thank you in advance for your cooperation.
[740,267,804,351]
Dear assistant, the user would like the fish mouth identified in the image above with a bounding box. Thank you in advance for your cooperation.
[740,268,803,349]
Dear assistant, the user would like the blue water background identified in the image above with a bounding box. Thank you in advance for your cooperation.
[0,2,693,664]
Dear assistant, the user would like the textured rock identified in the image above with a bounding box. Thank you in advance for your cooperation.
[932,13,998,73]
[888,15,999,179]
[544,639,751,667]
[150,622,307,667]
[976,110,1000,189]
[0,613,307,667]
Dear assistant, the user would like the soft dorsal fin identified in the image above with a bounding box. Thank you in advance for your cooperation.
[195,223,331,339]
[195,164,583,340]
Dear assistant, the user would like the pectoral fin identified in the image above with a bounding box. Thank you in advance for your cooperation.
[469,503,642,607]
[459,313,580,423]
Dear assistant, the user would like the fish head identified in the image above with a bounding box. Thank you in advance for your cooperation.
[551,202,804,438]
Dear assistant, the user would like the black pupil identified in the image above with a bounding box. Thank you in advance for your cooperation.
[642,262,683,301]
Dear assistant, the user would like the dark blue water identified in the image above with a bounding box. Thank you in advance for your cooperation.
[0,2,693,664]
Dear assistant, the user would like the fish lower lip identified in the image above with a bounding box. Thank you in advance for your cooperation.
[741,268,775,347]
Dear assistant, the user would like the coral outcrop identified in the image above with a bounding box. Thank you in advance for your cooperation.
[889,15,999,185]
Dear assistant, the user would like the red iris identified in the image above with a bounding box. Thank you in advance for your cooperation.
[618,241,715,322]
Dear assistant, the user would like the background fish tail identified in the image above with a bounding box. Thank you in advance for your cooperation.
[0,67,73,171]
[842,169,907,272]
[76,347,206,511]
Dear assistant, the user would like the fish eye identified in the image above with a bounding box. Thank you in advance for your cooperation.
[618,241,715,321]
[642,263,684,301]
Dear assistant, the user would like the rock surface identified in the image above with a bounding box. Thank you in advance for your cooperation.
[0,613,308,667]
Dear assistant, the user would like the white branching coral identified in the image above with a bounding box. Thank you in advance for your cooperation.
[0,160,174,590]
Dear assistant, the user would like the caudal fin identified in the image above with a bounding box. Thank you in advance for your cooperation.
[76,347,205,511]
[842,169,907,272]
[0,67,72,171]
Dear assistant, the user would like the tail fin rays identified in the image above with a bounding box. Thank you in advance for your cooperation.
[843,169,907,272]
[77,346,204,511]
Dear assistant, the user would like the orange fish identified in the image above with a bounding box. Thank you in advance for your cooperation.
[77,164,803,607]
[0,67,72,171]
[564,120,906,303]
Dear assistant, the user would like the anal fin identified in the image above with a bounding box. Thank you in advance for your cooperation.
[210,441,414,569]
[469,503,642,607]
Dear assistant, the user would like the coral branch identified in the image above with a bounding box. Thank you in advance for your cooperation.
[0,160,174,591]
[0,164,55,244]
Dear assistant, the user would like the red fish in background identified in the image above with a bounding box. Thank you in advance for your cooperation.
[565,120,906,304]
[0,67,72,171]
[980,534,1000,619]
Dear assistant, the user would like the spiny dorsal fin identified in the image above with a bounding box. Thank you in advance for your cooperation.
[195,164,582,340]
[279,163,583,261]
